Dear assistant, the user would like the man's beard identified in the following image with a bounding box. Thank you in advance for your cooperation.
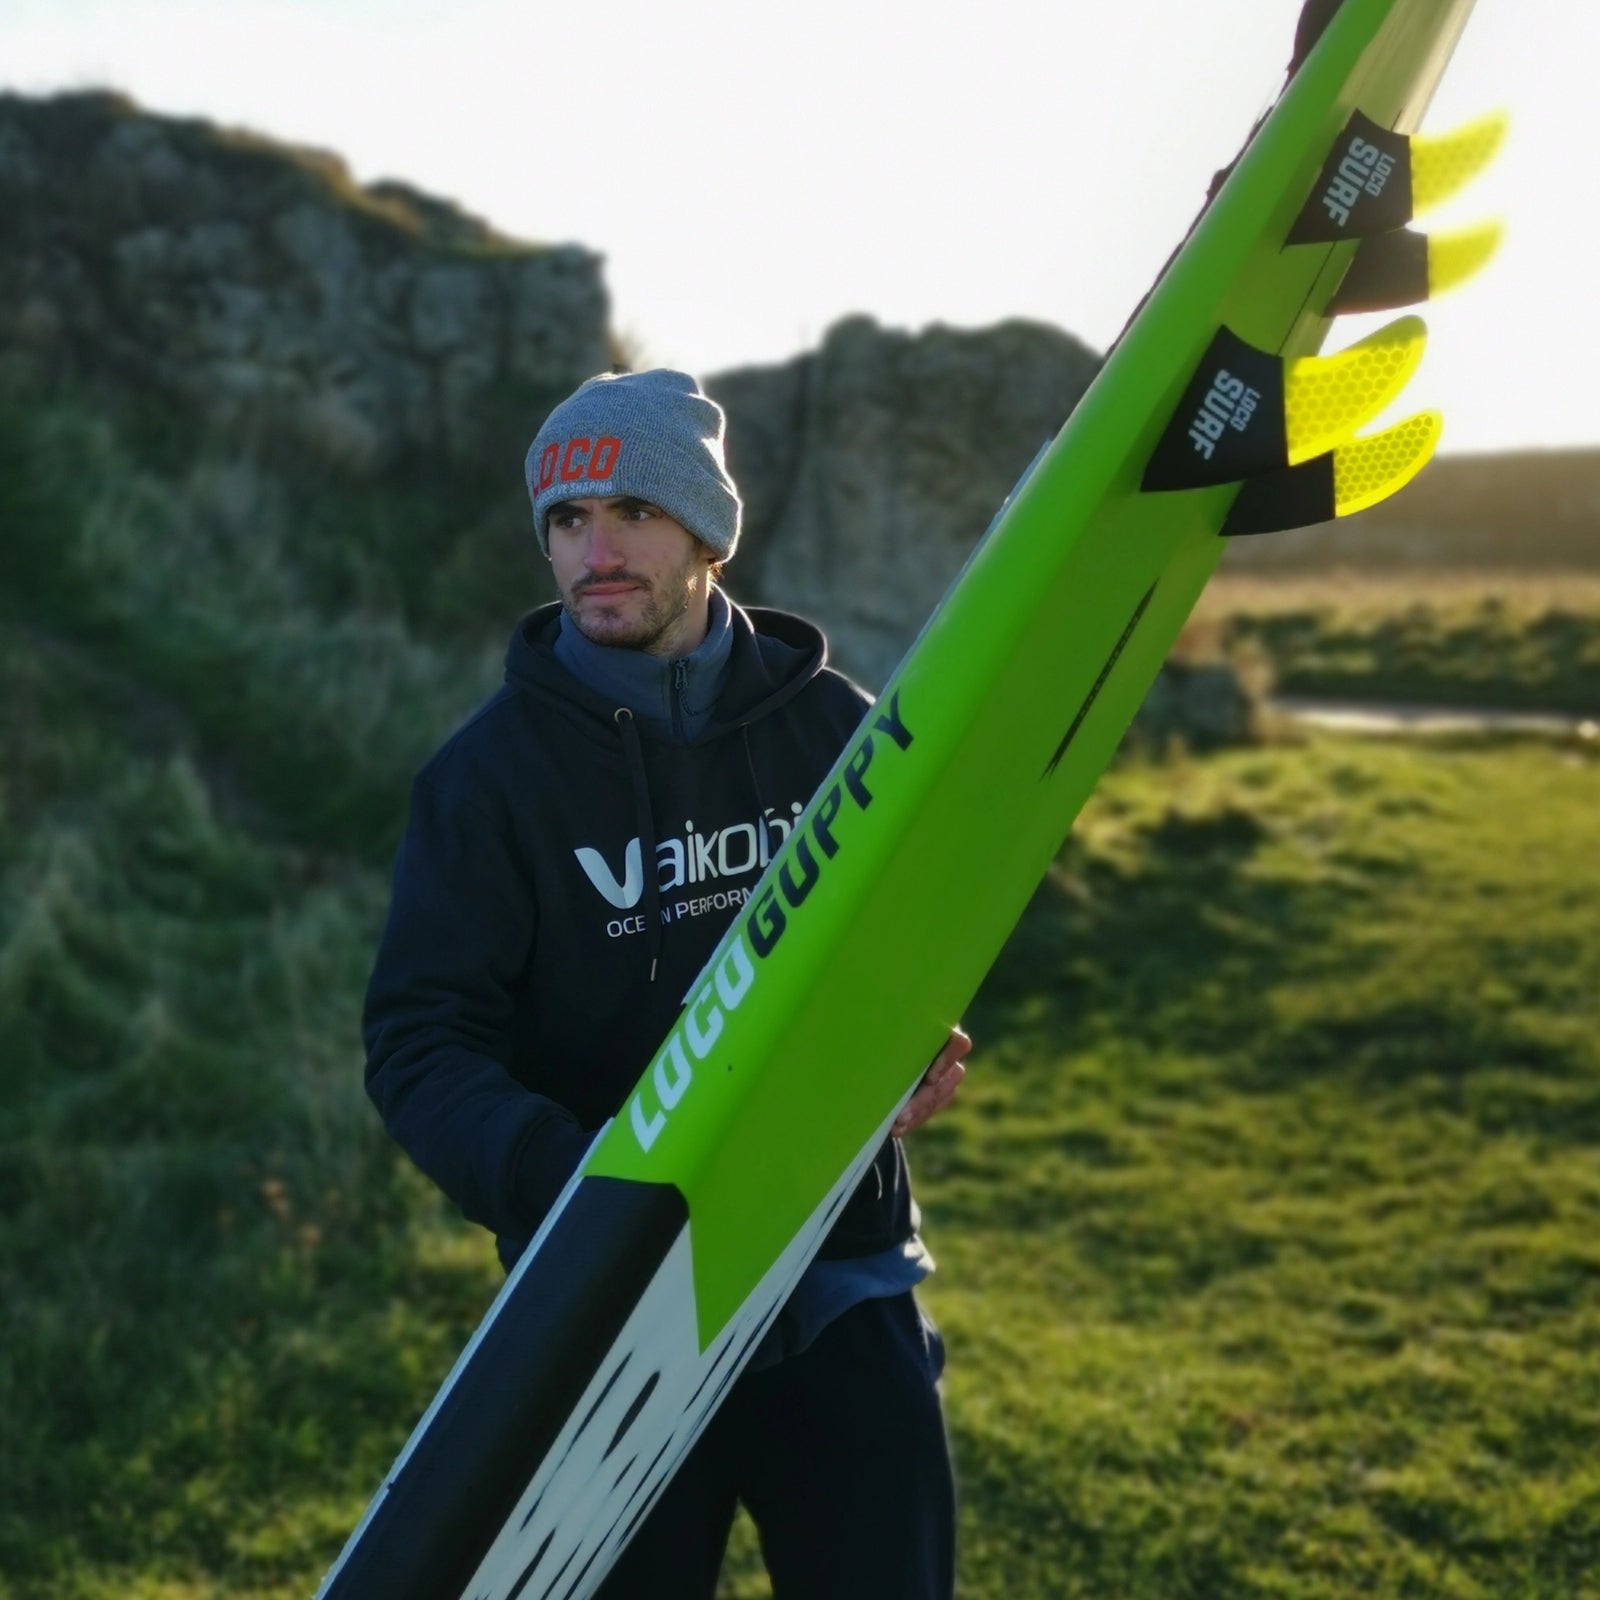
[560,557,701,655]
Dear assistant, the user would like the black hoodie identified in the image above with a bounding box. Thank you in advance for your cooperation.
[363,600,916,1268]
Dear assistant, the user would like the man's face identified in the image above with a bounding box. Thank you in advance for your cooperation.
[547,495,716,658]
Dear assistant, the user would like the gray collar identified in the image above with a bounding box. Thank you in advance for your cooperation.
[553,587,733,740]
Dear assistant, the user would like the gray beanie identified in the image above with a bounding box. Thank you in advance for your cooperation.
[524,369,742,560]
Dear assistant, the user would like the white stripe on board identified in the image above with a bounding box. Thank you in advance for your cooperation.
[468,1090,912,1600]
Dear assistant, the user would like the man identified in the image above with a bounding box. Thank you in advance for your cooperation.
[363,369,967,1598]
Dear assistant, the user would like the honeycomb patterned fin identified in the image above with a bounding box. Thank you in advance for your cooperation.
[1425,220,1504,297]
[1284,315,1426,464]
[1331,409,1442,516]
[1328,222,1503,313]
[1412,112,1508,215]
[1221,411,1442,536]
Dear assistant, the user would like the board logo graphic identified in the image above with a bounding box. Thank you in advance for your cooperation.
[1319,136,1396,229]
[533,434,624,492]
[626,691,917,1154]
[745,695,914,960]
[1188,369,1261,458]
[629,939,757,1152]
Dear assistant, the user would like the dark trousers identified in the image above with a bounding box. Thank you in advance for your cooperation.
[595,1291,955,1600]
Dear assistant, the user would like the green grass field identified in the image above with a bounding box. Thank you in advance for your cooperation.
[730,730,1600,1600]
[5,388,1599,1598]
[1191,573,1600,715]
[7,624,1597,1596]
[931,732,1600,1600]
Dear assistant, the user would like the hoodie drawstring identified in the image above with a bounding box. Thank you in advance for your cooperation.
[739,724,770,851]
[613,707,663,982]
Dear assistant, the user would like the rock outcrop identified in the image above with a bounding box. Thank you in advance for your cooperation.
[0,90,1256,744]
[0,92,610,474]
[711,318,1256,741]
[711,315,1101,687]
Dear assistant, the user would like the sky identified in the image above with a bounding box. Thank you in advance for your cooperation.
[3,0,1594,456]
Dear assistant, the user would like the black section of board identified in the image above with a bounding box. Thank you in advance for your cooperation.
[1329,228,1431,312]
[1143,326,1289,492]
[1220,453,1337,536]
[1288,109,1413,243]
[321,1177,688,1600]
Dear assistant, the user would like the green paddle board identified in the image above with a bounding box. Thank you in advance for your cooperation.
[317,2,1499,1594]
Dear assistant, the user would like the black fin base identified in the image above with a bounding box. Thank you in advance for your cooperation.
[1289,110,1413,244]
[1220,454,1337,536]
[1329,229,1430,312]
[1143,327,1289,493]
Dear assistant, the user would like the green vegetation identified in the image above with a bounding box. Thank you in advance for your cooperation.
[5,386,1598,1598]
[1192,574,1600,715]
[926,734,1600,1600]
[0,389,535,856]
[1235,602,1600,713]
[0,386,527,1595]
[0,614,492,1599]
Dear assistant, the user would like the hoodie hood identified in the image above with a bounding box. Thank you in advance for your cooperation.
[504,597,832,738]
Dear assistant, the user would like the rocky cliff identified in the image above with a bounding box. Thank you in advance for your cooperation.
[0,91,610,475]
[709,316,1100,685]
[0,90,1253,740]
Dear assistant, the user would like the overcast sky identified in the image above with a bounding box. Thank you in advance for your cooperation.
[4,0,1592,455]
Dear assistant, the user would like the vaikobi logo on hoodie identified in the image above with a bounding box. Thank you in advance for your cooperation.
[575,805,806,933]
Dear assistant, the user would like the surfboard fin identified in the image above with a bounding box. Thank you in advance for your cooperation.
[1288,109,1507,245]
[1412,112,1509,214]
[1220,409,1442,536]
[1327,221,1503,313]
[1283,315,1425,463]
[1143,316,1425,492]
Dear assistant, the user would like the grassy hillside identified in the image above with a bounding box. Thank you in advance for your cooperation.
[928,734,1600,1600]
[5,383,1599,1598]
[0,384,522,1593]
[0,387,530,857]
[0,603,502,1587]
[1190,573,1600,715]
[7,658,1599,1596]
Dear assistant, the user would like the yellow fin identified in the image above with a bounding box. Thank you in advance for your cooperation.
[1413,111,1509,214]
[1331,411,1443,517]
[1428,220,1504,297]
[1284,316,1427,465]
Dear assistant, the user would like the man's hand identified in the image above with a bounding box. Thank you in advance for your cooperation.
[891,1027,971,1138]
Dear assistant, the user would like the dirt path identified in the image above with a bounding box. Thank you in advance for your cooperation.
[1270,696,1600,739]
